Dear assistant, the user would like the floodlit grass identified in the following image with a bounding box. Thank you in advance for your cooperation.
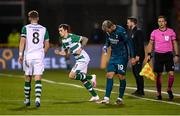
[0,69,180,115]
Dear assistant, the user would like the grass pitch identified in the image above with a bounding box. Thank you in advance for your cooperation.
[0,69,180,115]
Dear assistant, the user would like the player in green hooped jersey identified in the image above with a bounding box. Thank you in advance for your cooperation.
[54,24,99,102]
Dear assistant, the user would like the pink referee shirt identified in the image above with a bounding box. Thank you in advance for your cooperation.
[150,28,176,53]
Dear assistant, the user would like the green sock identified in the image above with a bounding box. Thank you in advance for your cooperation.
[75,73,93,80]
[24,81,31,100]
[75,73,85,80]
[86,75,93,80]
[119,79,126,98]
[82,80,97,96]
[35,80,42,98]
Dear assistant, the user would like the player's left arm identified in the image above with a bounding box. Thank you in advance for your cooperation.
[44,29,50,53]
[44,40,49,53]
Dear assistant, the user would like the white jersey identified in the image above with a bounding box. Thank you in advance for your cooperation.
[21,23,49,60]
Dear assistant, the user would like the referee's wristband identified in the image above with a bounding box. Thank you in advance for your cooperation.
[148,53,152,57]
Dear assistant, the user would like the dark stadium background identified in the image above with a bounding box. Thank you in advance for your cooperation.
[0,0,179,44]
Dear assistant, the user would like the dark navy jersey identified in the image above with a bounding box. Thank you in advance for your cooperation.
[104,25,135,60]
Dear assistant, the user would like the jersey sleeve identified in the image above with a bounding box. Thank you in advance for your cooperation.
[21,26,26,38]
[150,30,155,41]
[44,28,49,41]
[171,29,176,40]
[71,34,81,42]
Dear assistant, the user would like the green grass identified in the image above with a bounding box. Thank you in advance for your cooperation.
[0,69,180,115]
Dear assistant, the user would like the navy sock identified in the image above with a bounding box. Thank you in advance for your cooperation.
[119,79,126,98]
[105,78,113,98]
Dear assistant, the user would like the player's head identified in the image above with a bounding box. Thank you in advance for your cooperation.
[127,17,137,29]
[157,15,167,29]
[28,10,39,22]
[102,20,116,33]
[58,24,71,38]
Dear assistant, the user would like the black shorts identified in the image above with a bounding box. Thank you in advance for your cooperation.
[154,52,174,73]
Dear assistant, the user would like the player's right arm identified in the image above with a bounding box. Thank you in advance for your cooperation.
[54,49,66,56]
[81,36,88,48]
[103,34,110,54]
[18,26,26,64]
[54,43,66,56]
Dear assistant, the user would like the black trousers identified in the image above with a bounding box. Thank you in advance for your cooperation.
[132,60,144,94]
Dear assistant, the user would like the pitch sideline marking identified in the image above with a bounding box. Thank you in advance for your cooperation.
[0,73,180,106]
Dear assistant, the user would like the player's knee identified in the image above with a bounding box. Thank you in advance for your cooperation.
[35,75,41,81]
[25,75,32,81]
[168,71,174,76]
[69,72,75,79]
[117,74,125,80]
[106,73,114,78]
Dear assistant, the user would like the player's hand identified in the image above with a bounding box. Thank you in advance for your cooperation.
[54,49,66,56]
[54,49,60,55]
[144,55,151,64]
[135,56,140,62]
[18,56,23,64]
[102,46,108,55]
[174,56,179,64]
[76,48,82,55]
[131,58,136,65]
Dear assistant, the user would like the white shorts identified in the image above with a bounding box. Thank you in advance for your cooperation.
[71,61,89,74]
[23,59,44,76]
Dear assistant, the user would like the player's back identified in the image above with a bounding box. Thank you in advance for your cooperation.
[22,24,47,60]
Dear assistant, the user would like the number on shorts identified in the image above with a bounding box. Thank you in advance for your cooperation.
[117,64,123,70]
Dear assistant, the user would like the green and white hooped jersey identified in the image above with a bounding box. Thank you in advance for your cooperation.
[61,33,90,62]
[21,23,49,60]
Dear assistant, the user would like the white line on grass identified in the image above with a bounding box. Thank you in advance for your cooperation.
[1,73,180,106]
[114,84,180,97]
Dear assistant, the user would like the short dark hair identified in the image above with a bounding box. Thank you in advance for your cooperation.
[59,24,71,33]
[127,17,137,24]
[102,20,114,31]
[158,15,167,21]
[28,10,39,18]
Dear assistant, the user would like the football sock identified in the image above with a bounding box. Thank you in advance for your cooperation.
[119,79,126,98]
[81,80,97,96]
[168,75,174,91]
[85,75,93,80]
[24,81,31,100]
[156,74,162,95]
[105,78,113,98]
[35,80,42,98]
[75,73,86,80]
[75,73,92,80]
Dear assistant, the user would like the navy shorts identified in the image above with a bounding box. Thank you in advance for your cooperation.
[107,57,128,75]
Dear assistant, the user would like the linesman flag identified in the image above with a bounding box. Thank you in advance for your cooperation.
[140,63,156,81]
